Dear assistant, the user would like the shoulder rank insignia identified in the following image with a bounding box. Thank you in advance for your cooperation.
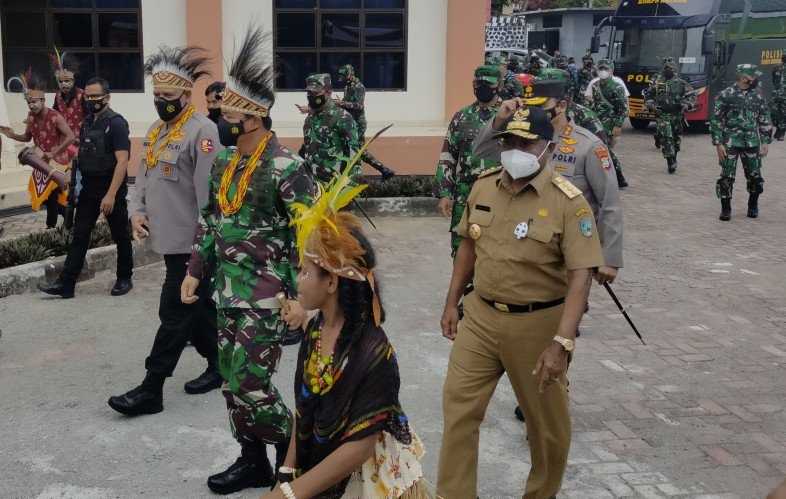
[478,166,503,179]
[552,175,582,199]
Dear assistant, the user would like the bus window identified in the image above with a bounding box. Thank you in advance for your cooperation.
[614,25,706,74]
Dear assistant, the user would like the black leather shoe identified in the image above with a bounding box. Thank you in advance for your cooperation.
[38,280,75,299]
[111,278,133,296]
[514,406,526,422]
[107,385,163,416]
[207,453,275,494]
[719,198,732,221]
[184,368,223,394]
[667,157,677,174]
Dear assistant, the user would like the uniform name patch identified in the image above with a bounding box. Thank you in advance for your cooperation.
[594,146,612,170]
[200,138,214,153]
[553,153,576,164]
[162,164,174,177]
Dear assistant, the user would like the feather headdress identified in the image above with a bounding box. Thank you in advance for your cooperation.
[7,68,44,96]
[222,24,275,117]
[144,45,211,91]
[50,47,78,76]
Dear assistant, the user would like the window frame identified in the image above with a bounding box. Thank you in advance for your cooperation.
[0,0,144,93]
[273,0,408,92]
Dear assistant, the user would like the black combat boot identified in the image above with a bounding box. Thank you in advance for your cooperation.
[775,128,785,141]
[38,279,75,299]
[654,135,661,149]
[207,441,275,494]
[667,157,677,174]
[616,170,629,189]
[719,198,732,221]
[184,365,223,394]
[747,193,759,218]
[107,372,164,416]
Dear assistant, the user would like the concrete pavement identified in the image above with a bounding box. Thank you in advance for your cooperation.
[2,128,786,498]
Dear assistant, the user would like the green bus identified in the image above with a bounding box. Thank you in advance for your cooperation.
[592,0,786,129]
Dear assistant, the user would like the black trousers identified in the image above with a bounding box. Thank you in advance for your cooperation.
[61,176,133,284]
[144,254,218,378]
[45,192,65,228]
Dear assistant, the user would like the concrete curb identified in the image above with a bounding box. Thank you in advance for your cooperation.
[0,240,160,299]
[0,197,439,298]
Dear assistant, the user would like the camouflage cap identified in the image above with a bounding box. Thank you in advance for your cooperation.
[474,65,501,85]
[662,57,678,71]
[306,73,332,91]
[521,68,569,105]
[494,105,554,142]
[597,58,613,69]
[487,54,506,66]
[337,64,355,77]
[736,63,762,79]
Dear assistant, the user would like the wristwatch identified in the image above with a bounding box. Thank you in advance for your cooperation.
[553,335,575,353]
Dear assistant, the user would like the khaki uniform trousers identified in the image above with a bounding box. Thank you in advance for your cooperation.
[437,292,570,499]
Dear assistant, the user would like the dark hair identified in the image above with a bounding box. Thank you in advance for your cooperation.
[318,228,385,345]
[85,77,111,94]
[25,72,46,92]
[205,80,225,96]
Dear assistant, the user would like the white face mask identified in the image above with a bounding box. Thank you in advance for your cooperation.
[500,143,550,180]
[598,70,611,79]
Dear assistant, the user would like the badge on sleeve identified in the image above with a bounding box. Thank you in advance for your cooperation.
[200,138,215,153]
[594,146,612,170]
[469,224,482,240]
[579,217,594,237]
[514,222,529,239]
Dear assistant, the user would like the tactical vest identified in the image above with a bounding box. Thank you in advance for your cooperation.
[78,109,120,176]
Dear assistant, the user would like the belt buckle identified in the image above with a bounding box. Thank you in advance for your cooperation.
[494,302,510,313]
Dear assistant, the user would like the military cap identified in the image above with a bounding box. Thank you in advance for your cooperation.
[521,68,570,105]
[475,65,501,85]
[736,63,762,79]
[306,73,332,91]
[487,54,506,66]
[494,105,554,142]
[582,51,594,63]
[337,64,355,77]
[597,58,613,69]
[662,57,678,71]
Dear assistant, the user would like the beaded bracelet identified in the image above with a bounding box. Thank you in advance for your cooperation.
[280,482,297,499]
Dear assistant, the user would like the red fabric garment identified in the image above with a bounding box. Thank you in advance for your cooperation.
[54,88,85,138]
[24,108,75,207]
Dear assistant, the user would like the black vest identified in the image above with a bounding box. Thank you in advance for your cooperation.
[78,109,121,177]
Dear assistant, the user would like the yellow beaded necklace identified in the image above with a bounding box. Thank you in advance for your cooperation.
[305,327,335,395]
[144,105,196,169]
[217,132,272,216]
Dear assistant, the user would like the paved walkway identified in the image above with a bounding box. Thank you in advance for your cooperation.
[2,129,786,498]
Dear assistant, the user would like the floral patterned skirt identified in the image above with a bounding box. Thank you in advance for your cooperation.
[341,430,433,499]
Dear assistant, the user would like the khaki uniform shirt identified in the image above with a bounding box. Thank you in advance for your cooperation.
[130,113,222,255]
[473,120,624,268]
[458,166,604,305]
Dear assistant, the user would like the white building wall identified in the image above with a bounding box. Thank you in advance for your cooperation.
[222,0,447,135]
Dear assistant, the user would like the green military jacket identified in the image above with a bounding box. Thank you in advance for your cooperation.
[643,75,694,115]
[189,135,315,309]
[589,78,628,132]
[709,84,773,148]
[300,100,361,183]
[339,78,367,132]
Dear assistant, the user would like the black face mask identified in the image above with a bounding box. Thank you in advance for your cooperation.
[208,108,221,124]
[474,84,497,103]
[83,98,108,115]
[307,94,326,110]
[217,117,244,147]
[154,95,184,122]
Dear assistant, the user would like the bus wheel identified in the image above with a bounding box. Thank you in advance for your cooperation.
[630,118,651,130]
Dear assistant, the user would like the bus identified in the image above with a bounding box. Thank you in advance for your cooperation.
[592,0,786,129]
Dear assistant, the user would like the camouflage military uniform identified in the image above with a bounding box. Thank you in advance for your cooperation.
[300,74,361,183]
[588,62,628,187]
[643,62,694,172]
[436,101,501,257]
[568,102,607,142]
[336,64,394,178]
[188,135,315,446]
[771,60,786,140]
[709,69,772,217]
[501,70,524,100]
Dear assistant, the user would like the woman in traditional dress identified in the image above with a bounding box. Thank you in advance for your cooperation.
[263,168,431,499]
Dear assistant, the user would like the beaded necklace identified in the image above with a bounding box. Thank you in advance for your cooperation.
[144,105,195,169]
[306,326,336,395]
[217,131,272,216]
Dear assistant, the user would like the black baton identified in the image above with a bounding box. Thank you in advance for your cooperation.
[603,282,645,345]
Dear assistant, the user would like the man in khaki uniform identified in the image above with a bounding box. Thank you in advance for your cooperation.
[437,106,604,499]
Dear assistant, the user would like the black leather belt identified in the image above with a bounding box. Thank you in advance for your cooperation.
[480,296,565,314]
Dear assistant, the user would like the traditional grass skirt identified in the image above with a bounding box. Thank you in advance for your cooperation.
[341,431,434,498]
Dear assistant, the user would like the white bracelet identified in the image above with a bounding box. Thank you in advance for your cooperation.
[278,466,298,475]
[280,482,297,499]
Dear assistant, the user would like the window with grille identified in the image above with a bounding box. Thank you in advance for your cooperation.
[1,0,143,92]
[274,0,407,91]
